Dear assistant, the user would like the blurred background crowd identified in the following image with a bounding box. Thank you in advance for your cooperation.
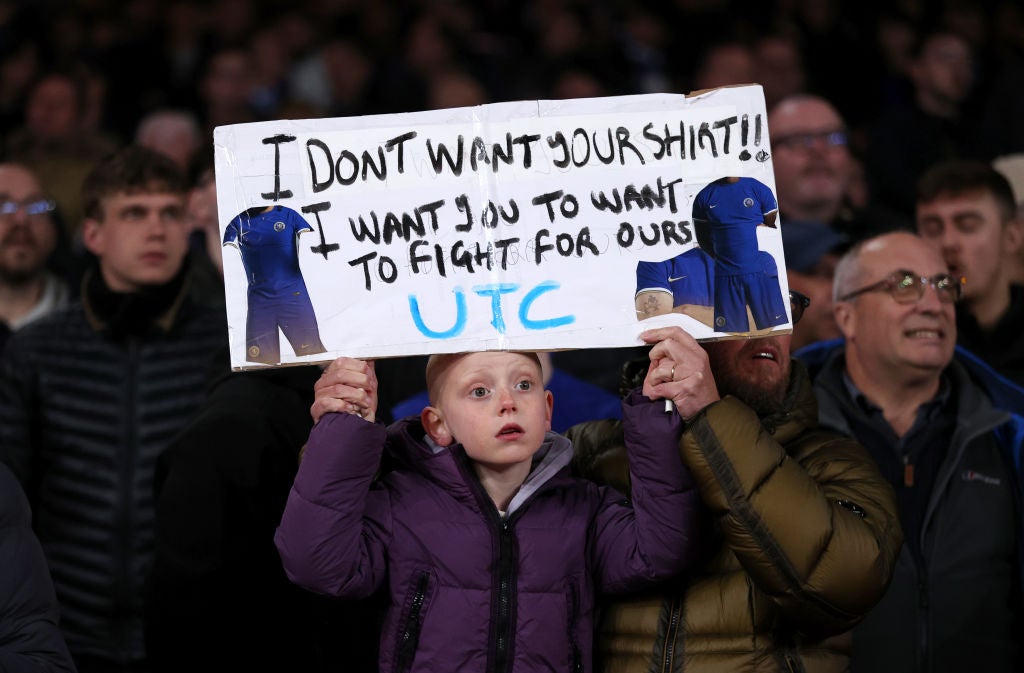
[2,0,1024,240]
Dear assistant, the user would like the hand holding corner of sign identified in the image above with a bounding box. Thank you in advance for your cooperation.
[311,357,378,425]
[640,326,720,421]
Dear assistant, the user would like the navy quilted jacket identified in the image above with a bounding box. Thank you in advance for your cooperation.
[0,270,227,664]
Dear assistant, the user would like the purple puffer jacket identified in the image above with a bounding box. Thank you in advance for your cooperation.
[275,388,700,673]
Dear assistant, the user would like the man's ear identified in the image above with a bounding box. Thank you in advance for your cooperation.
[421,406,453,446]
[81,218,104,256]
[1003,216,1023,255]
[833,300,855,339]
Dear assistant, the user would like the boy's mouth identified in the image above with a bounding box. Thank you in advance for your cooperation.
[498,424,524,438]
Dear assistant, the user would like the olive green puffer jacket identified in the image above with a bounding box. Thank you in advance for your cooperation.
[568,360,902,673]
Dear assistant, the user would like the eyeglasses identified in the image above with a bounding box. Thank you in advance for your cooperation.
[790,290,810,324]
[838,269,964,304]
[772,130,849,151]
[0,198,56,218]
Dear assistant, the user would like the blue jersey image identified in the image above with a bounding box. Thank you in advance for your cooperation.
[711,250,789,332]
[692,176,778,275]
[635,247,714,307]
[224,205,326,364]
[692,177,787,332]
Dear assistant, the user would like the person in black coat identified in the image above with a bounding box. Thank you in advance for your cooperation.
[144,360,383,673]
[0,461,77,673]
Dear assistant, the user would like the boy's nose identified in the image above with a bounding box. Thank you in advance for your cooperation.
[498,388,516,412]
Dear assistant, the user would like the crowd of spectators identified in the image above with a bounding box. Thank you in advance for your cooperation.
[11,0,1022,368]
[2,0,1023,220]
[2,2,1024,673]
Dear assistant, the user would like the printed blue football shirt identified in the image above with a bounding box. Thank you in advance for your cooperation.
[223,205,326,363]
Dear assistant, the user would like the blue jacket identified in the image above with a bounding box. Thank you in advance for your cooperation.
[275,389,701,673]
[795,339,1024,673]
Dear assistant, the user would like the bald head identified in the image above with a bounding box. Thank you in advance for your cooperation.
[135,110,203,172]
[769,95,845,135]
[833,231,947,303]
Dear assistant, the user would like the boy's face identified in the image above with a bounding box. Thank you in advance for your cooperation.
[82,190,189,293]
[423,352,553,471]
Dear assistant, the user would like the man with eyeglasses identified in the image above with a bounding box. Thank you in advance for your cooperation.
[795,231,1024,673]
[565,307,901,672]
[915,159,1024,386]
[768,94,908,245]
[0,163,70,351]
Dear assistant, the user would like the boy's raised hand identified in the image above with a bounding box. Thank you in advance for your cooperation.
[311,357,378,424]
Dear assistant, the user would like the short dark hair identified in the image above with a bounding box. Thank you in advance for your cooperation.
[81,145,189,221]
[915,159,1016,222]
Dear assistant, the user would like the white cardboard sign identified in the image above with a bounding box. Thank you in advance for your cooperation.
[213,85,790,369]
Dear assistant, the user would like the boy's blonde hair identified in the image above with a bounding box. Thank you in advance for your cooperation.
[425,351,543,406]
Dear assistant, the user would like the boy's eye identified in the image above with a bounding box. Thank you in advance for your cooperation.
[470,387,488,398]
[515,380,533,392]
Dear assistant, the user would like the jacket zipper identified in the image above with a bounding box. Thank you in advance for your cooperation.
[458,449,520,673]
[659,594,682,673]
[493,518,515,673]
[395,571,430,673]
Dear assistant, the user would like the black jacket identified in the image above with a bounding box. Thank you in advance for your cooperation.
[0,462,76,673]
[956,284,1024,387]
[805,346,1023,673]
[0,266,228,665]
[144,363,383,673]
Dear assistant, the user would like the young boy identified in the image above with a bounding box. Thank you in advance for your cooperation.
[275,344,701,673]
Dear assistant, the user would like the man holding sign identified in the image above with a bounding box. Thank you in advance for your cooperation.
[569,325,902,673]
